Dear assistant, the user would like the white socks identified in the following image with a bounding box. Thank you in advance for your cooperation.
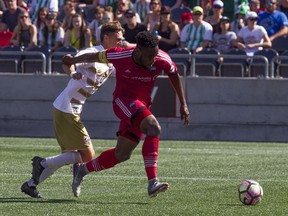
[29,151,82,186]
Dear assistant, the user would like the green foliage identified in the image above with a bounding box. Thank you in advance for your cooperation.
[1,138,288,215]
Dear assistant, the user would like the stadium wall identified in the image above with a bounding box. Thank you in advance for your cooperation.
[1,74,288,142]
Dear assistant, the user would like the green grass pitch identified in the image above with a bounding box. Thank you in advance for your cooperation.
[1,137,288,216]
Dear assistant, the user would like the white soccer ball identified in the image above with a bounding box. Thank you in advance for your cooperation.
[238,179,263,205]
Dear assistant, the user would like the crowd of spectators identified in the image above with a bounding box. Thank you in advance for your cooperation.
[0,0,288,57]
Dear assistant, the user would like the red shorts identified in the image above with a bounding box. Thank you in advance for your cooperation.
[113,96,152,142]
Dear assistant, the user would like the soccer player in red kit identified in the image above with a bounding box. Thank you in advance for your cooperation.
[63,31,190,198]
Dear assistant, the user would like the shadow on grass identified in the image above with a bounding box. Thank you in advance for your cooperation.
[0,197,76,203]
[0,197,149,205]
[219,203,243,207]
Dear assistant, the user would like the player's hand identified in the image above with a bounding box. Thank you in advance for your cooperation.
[71,72,84,80]
[62,54,74,65]
[180,104,190,125]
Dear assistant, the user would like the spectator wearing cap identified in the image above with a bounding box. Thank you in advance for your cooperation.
[143,0,161,32]
[204,0,224,33]
[10,10,37,49]
[179,12,193,30]
[122,9,147,45]
[257,0,288,41]
[153,5,180,52]
[39,13,64,52]
[212,16,237,53]
[231,4,249,34]
[233,11,271,56]
[180,6,213,53]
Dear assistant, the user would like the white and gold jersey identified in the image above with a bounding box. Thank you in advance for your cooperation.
[53,45,115,115]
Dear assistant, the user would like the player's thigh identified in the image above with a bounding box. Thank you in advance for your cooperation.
[53,108,93,152]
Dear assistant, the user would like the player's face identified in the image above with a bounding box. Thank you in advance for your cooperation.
[137,47,158,68]
[106,30,123,48]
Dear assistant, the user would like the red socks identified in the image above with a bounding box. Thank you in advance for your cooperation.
[86,148,120,172]
[142,136,159,180]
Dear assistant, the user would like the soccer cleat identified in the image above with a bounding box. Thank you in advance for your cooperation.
[148,178,169,198]
[20,182,44,198]
[72,163,86,197]
[31,156,44,185]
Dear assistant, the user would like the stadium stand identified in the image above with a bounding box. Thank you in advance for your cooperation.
[194,48,220,77]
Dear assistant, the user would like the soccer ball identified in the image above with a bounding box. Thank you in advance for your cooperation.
[238,179,263,205]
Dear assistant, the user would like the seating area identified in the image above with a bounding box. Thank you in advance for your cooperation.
[0,45,77,74]
[1,45,288,78]
[169,47,288,78]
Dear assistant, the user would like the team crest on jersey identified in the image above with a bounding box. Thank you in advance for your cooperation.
[150,66,157,73]
[169,65,175,73]
[129,102,136,108]
[83,136,91,143]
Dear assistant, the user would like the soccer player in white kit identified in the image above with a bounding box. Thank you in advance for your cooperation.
[20,21,124,198]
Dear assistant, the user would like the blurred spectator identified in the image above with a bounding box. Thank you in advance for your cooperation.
[143,0,161,31]
[258,0,288,41]
[180,6,213,53]
[233,11,271,56]
[212,16,237,53]
[161,0,181,10]
[153,5,179,52]
[205,0,224,33]
[231,4,249,34]
[39,13,64,52]
[132,0,150,22]
[95,6,114,44]
[29,0,58,23]
[0,0,25,31]
[122,9,147,45]
[33,7,48,43]
[279,0,288,17]
[114,0,141,25]
[61,1,77,31]
[64,13,92,50]
[0,0,7,18]
[88,5,105,45]
[249,0,261,13]
[200,0,213,19]
[10,10,37,49]
[179,11,192,30]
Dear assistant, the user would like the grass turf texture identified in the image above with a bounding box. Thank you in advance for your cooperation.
[1,137,288,215]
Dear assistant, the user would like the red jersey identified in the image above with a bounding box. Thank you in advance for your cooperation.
[101,47,178,103]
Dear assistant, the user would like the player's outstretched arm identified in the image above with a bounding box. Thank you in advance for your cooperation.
[62,52,102,65]
[168,74,190,125]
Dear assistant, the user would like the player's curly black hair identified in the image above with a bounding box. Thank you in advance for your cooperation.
[136,31,159,48]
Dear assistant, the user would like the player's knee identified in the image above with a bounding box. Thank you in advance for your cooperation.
[114,150,132,162]
[146,121,161,137]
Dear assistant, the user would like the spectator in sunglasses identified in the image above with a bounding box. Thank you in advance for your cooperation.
[204,0,224,33]
[233,11,271,56]
[122,9,147,46]
[257,0,288,41]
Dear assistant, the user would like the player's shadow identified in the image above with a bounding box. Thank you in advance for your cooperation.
[0,197,76,203]
[219,203,244,207]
